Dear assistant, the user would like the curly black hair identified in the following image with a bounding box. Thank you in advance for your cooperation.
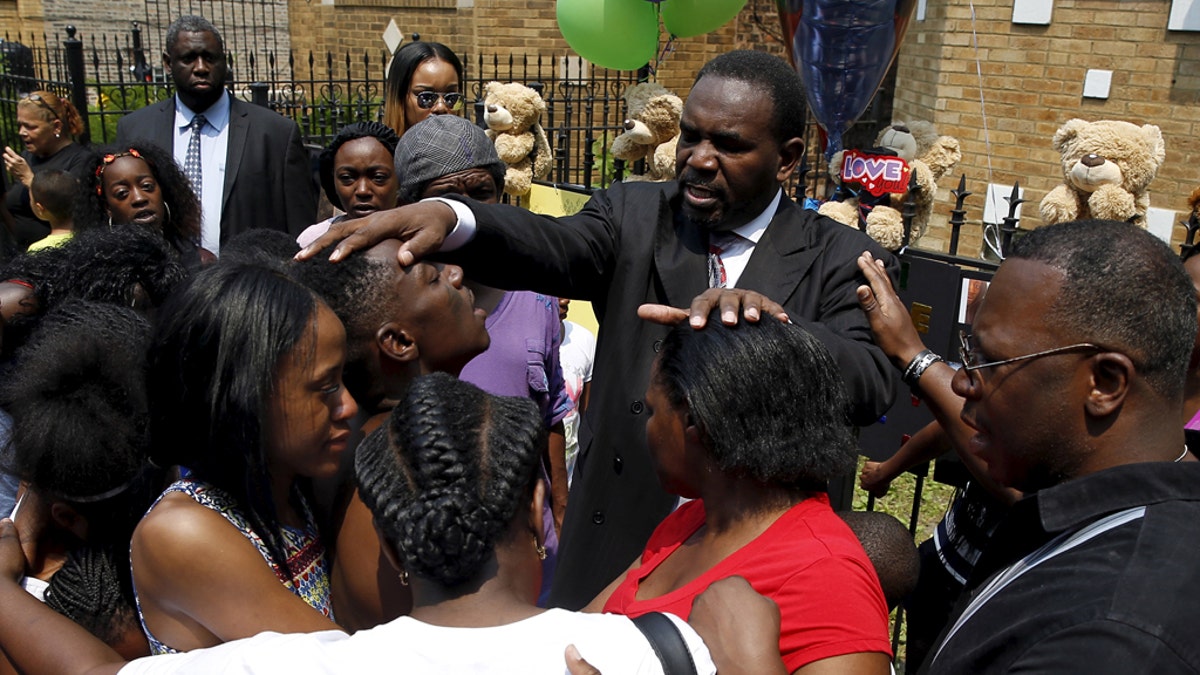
[0,226,189,354]
[318,122,400,209]
[288,244,392,403]
[695,50,807,144]
[355,373,545,588]
[78,142,202,254]
[654,313,856,491]
[1,300,161,544]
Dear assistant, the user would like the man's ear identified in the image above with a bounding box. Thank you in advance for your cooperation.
[776,137,806,183]
[1085,352,1133,417]
[378,323,419,363]
[161,51,171,71]
[30,200,48,221]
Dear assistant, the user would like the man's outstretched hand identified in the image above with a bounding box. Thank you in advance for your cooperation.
[295,201,458,266]
[638,288,789,329]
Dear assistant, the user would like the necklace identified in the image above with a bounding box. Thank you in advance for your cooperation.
[1175,446,1189,462]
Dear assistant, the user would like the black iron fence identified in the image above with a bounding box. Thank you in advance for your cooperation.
[1,22,905,199]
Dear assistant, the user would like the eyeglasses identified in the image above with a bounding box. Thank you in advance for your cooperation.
[413,91,464,111]
[958,331,1100,372]
[95,148,143,194]
[21,92,60,121]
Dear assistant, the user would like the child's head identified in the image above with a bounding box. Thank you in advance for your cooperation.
[30,169,80,226]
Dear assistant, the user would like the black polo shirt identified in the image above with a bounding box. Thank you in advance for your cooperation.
[923,461,1200,674]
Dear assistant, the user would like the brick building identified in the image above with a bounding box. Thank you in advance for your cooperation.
[8,0,1200,253]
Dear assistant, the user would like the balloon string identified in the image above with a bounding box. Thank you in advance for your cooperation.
[650,36,677,76]
[969,0,1004,259]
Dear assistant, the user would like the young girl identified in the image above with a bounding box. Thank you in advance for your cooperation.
[131,263,356,652]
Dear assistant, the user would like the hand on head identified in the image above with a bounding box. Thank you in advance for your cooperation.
[637,288,789,329]
[295,200,458,267]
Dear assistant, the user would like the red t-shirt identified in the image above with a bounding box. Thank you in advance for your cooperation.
[602,495,891,672]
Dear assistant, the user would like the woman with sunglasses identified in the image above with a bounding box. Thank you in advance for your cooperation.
[78,143,211,267]
[2,91,94,254]
[382,41,464,137]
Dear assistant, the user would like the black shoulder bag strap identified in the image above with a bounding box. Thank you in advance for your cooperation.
[631,612,699,675]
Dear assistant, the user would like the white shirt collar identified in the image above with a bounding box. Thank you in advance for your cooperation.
[174,90,231,132]
[729,188,782,244]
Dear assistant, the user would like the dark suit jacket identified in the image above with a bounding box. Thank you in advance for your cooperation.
[116,96,315,243]
[446,181,900,609]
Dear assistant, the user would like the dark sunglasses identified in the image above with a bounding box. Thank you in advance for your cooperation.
[413,91,464,111]
[21,92,60,121]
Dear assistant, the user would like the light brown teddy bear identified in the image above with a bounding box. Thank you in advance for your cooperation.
[609,83,683,183]
[1038,118,1165,227]
[819,121,961,250]
[483,81,552,196]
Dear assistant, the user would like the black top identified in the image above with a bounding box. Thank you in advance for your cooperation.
[923,461,1200,674]
[3,143,96,249]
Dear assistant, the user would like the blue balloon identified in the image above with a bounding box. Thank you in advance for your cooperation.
[786,0,900,158]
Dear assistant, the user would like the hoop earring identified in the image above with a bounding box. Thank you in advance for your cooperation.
[398,569,409,586]
[534,537,547,561]
[107,214,113,228]
[163,202,172,225]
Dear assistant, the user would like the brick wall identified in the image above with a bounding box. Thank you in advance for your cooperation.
[894,0,1200,255]
[285,0,787,100]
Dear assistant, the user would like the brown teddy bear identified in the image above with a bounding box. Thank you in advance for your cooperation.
[609,83,683,183]
[1038,118,1165,227]
[483,81,552,196]
[819,121,961,250]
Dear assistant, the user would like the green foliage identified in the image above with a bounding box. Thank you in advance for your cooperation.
[590,131,617,189]
[85,81,171,145]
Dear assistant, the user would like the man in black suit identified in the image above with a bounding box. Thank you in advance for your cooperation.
[117,15,314,256]
[299,50,898,609]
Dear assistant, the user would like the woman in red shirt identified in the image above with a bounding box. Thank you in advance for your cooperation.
[595,312,893,674]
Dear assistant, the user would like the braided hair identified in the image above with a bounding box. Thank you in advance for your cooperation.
[45,546,141,649]
[355,372,545,588]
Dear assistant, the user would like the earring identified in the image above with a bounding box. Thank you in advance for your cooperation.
[163,202,172,224]
[534,537,547,561]
[398,569,409,586]
[107,214,113,228]
[55,132,60,138]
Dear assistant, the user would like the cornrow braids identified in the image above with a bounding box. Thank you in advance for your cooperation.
[44,546,140,648]
[355,372,545,588]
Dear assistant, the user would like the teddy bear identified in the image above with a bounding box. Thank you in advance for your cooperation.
[819,120,961,250]
[1038,118,1165,227]
[609,83,683,182]
[482,81,552,196]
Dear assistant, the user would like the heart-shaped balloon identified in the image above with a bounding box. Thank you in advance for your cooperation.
[778,0,918,158]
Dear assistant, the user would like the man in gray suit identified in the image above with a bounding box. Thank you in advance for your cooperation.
[117,15,314,256]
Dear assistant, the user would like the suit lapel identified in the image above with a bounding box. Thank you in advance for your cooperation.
[737,198,821,305]
[154,100,177,154]
[222,99,249,217]
[653,187,709,308]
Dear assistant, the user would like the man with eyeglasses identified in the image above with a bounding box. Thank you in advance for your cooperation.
[298,49,899,612]
[858,219,1200,673]
[116,15,315,256]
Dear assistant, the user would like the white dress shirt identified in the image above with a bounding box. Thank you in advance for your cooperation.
[173,91,231,255]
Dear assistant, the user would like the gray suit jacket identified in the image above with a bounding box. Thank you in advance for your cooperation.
[116,95,315,243]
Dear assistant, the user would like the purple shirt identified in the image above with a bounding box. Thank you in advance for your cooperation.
[459,291,572,429]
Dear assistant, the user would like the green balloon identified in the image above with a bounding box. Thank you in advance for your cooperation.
[661,0,747,38]
[556,0,659,71]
